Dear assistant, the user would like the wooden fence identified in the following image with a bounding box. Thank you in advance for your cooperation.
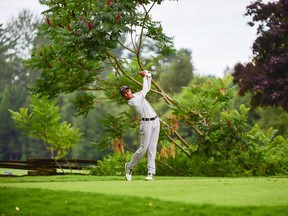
[0,158,97,176]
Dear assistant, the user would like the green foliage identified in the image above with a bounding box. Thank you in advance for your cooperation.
[72,92,98,117]
[9,95,81,159]
[90,76,288,177]
[160,49,194,94]
[161,77,288,176]
[93,125,288,177]
[171,78,245,157]
[0,86,10,159]
[28,0,175,98]
[0,11,49,160]
[0,85,32,160]
[51,121,81,159]
[0,24,16,83]
[1,10,41,85]
[253,106,288,138]
[89,151,147,176]
[96,112,136,150]
[239,125,288,176]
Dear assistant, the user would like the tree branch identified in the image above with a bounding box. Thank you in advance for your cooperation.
[166,133,191,158]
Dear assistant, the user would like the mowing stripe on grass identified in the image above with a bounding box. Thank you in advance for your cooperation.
[2,187,288,216]
[1,177,287,207]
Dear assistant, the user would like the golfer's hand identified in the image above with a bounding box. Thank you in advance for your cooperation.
[139,71,147,77]
[139,70,151,78]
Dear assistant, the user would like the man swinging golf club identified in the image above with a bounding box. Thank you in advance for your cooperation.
[119,70,160,181]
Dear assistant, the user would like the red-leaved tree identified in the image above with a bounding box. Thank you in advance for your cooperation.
[233,0,288,111]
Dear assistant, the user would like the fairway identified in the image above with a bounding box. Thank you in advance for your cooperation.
[1,176,288,206]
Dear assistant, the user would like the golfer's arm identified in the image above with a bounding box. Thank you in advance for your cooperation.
[142,72,151,96]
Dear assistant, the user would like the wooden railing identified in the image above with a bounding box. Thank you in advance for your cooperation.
[0,158,97,176]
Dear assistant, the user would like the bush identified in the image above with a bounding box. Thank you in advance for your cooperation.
[90,77,288,177]
[89,152,148,176]
[91,130,288,177]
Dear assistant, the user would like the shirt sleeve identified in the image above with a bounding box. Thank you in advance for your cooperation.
[128,72,152,107]
[142,71,152,97]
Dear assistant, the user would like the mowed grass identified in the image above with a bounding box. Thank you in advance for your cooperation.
[0,168,89,176]
[0,168,28,176]
[0,175,288,216]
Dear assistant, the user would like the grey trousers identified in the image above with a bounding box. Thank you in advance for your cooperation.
[127,118,160,175]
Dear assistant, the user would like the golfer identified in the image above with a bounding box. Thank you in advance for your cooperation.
[119,70,160,181]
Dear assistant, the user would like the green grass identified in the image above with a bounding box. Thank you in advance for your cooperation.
[0,168,28,176]
[1,175,288,216]
[0,168,89,176]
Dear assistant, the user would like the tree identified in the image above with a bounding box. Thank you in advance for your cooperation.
[26,0,183,148]
[0,9,43,88]
[0,24,16,85]
[160,48,194,94]
[9,95,81,160]
[0,10,41,86]
[233,0,288,111]
[27,0,175,99]
[4,9,42,85]
[0,10,46,160]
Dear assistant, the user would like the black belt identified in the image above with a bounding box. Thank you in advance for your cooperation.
[141,116,157,121]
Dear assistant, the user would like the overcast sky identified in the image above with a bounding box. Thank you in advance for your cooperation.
[0,0,260,77]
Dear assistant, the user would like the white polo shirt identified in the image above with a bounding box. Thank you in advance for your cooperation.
[128,74,157,119]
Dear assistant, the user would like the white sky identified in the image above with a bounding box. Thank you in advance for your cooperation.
[0,0,259,77]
